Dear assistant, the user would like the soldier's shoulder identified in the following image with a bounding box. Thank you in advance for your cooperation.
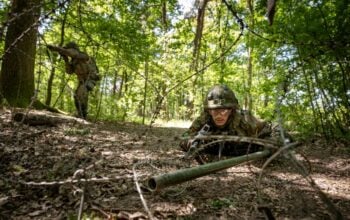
[239,109,252,115]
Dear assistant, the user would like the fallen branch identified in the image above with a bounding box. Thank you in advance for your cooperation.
[13,110,90,126]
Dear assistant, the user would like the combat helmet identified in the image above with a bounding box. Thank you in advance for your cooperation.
[205,85,239,109]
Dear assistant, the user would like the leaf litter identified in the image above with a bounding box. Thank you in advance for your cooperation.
[0,109,349,219]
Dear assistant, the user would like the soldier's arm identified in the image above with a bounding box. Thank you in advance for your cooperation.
[241,110,271,137]
[185,113,207,137]
[47,45,72,56]
[47,44,61,52]
[180,117,203,152]
[47,45,89,60]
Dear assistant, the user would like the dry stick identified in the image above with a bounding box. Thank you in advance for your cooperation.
[75,168,87,220]
[91,206,111,219]
[132,162,154,220]
[77,187,85,220]
[193,135,280,148]
[187,136,280,160]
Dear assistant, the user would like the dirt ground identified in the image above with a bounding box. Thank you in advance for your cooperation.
[0,109,349,219]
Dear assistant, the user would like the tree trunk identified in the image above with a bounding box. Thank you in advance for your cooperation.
[245,0,254,111]
[0,0,41,107]
[46,4,69,106]
[142,59,149,124]
[192,0,209,70]
[45,54,57,106]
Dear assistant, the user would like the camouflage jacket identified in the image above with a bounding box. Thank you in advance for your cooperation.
[182,109,271,139]
[180,109,275,160]
[49,45,100,83]
[63,48,100,83]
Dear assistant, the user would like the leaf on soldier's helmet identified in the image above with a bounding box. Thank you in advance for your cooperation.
[266,0,277,26]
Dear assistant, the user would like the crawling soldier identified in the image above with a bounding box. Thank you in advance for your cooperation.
[180,84,285,163]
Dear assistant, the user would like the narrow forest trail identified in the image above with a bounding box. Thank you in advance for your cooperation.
[0,109,349,219]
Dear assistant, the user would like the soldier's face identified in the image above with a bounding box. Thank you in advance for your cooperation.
[209,108,232,127]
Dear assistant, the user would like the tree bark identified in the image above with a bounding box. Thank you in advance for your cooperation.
[142,59,149,124]
[245,0,254,111]
[0,0,41,107]
[192,0,209,70]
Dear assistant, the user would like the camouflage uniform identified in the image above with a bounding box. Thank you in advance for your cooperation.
[48,42,100,119]
[180,85,274,163]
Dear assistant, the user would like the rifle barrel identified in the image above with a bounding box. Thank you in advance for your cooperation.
[148,149,271,191]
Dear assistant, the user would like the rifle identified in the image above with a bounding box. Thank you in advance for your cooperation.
[148,148,271,191]
[148,134,284,191]
[185,124,211,159]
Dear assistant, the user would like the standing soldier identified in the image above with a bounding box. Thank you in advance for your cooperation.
[180,84,286,163]
[48,42,100,119]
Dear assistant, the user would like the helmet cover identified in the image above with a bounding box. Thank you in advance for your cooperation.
[205,85,239,109]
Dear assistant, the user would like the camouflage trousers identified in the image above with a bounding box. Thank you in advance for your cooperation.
[74,82,89,119]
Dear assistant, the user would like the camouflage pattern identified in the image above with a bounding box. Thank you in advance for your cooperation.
[74,83,89,119]
[205,85,239,109]
[180,85,278,163]
[185,110,269,137]
[180,109,275,163]
[48,43,100,118]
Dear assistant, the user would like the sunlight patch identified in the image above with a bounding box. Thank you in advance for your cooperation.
[153,119,192,128]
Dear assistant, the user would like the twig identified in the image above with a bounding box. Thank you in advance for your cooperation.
[187,136,280,160]
[91,206,111,219]
[185,135,281,149]
[77,187,85,220]
[257,142,300,199]
[132,162,154,220]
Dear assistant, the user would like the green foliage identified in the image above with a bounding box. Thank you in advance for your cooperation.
[1,0,348,140]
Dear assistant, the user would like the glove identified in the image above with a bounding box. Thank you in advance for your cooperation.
[179,139,191,152]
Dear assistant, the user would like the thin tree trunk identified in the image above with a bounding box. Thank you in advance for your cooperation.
[46,4,69,106]
[218,5,228,84]
[142,59,149,125]
[245,0,254,111]
[192,0,209,71]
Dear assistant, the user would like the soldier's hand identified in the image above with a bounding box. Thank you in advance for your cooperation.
[62,55,69,62]
[47,45,55,50]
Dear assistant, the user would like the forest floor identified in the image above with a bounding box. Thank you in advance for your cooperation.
[0,109,349,220]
